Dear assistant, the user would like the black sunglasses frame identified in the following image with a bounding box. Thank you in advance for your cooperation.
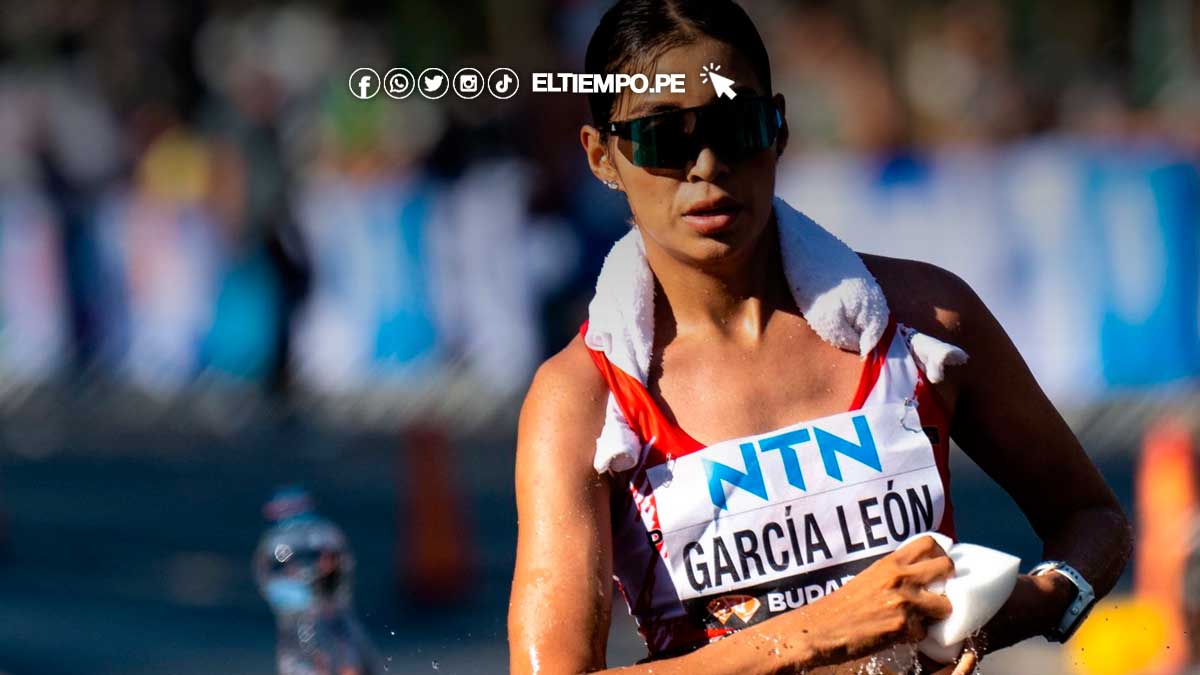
[605,95,782,170]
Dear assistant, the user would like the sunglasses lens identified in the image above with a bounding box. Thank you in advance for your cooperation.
[615,97,779,170]
[712,98,777,160]
[621,112,692,168]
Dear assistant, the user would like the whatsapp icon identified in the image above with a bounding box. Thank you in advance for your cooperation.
[384,68,415,100]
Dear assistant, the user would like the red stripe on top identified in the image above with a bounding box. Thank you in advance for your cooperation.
[580,321,705,466]
[914,366,957,540]
[849,317,897,410]
[579,316,898,468]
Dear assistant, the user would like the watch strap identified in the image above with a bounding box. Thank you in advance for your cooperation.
[1030,560,1096,642]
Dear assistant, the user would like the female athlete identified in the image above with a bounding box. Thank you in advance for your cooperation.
[509,1,1131,673]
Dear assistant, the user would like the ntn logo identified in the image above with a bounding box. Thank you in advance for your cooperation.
[703,414,882,510]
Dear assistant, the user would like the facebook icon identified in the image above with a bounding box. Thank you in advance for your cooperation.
[348,67,380,100]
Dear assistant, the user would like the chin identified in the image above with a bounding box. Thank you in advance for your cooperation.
[675,230,747,266]
[678,217,761,262]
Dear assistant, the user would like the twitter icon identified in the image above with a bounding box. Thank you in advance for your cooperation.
[418,67,449,100]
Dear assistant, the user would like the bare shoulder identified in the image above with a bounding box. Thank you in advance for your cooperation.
[858,253,982,346]
[517,334,609,472]
[524,334,609,421]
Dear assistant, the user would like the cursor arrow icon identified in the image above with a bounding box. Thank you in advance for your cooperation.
[709,71,737,99]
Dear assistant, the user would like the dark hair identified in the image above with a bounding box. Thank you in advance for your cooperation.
[584,0,773,127]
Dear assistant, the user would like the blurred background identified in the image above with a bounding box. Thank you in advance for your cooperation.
[0,0,1197,673]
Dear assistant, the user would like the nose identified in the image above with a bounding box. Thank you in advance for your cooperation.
[687,146,731,184]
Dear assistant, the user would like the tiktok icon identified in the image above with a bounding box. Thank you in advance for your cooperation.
[488,68,519,100]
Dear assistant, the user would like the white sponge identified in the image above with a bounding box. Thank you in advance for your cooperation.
[896,533,1021,663]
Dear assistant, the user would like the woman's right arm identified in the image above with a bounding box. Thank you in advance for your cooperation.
[508,337,957,675]
[508,337,617,673]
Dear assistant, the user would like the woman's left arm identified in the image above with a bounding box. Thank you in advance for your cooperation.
[941,272,1133,654]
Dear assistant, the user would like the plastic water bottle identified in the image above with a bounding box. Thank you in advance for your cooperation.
[254,486,384,675]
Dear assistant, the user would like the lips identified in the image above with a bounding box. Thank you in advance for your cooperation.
[682,195,743,234]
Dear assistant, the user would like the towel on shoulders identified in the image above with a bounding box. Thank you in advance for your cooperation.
[584,196,967,473]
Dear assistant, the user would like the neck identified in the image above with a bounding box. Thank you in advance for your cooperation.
[644,217,788,343]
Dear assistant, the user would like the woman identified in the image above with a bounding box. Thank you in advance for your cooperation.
[508,1,1131,673]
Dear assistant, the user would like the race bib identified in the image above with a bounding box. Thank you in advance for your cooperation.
[644,401,945,631]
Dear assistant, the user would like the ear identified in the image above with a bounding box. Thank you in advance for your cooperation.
[772,93,789,158]
[580,124,622,189]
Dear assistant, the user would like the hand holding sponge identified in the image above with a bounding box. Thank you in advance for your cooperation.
[900,532,1021,663]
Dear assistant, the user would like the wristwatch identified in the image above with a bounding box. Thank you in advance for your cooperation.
[1029,560,1097,642]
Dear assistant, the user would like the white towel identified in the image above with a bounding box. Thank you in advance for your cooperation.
[584,196,967,473]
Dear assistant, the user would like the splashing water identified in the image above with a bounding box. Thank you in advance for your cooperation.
[962,640,982,674]
[855,644,919,675]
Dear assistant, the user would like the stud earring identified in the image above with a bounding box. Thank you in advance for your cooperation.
[600,155,618,189]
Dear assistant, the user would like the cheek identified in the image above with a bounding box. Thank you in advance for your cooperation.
[738,153,778,202]
[626,175,679,223]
